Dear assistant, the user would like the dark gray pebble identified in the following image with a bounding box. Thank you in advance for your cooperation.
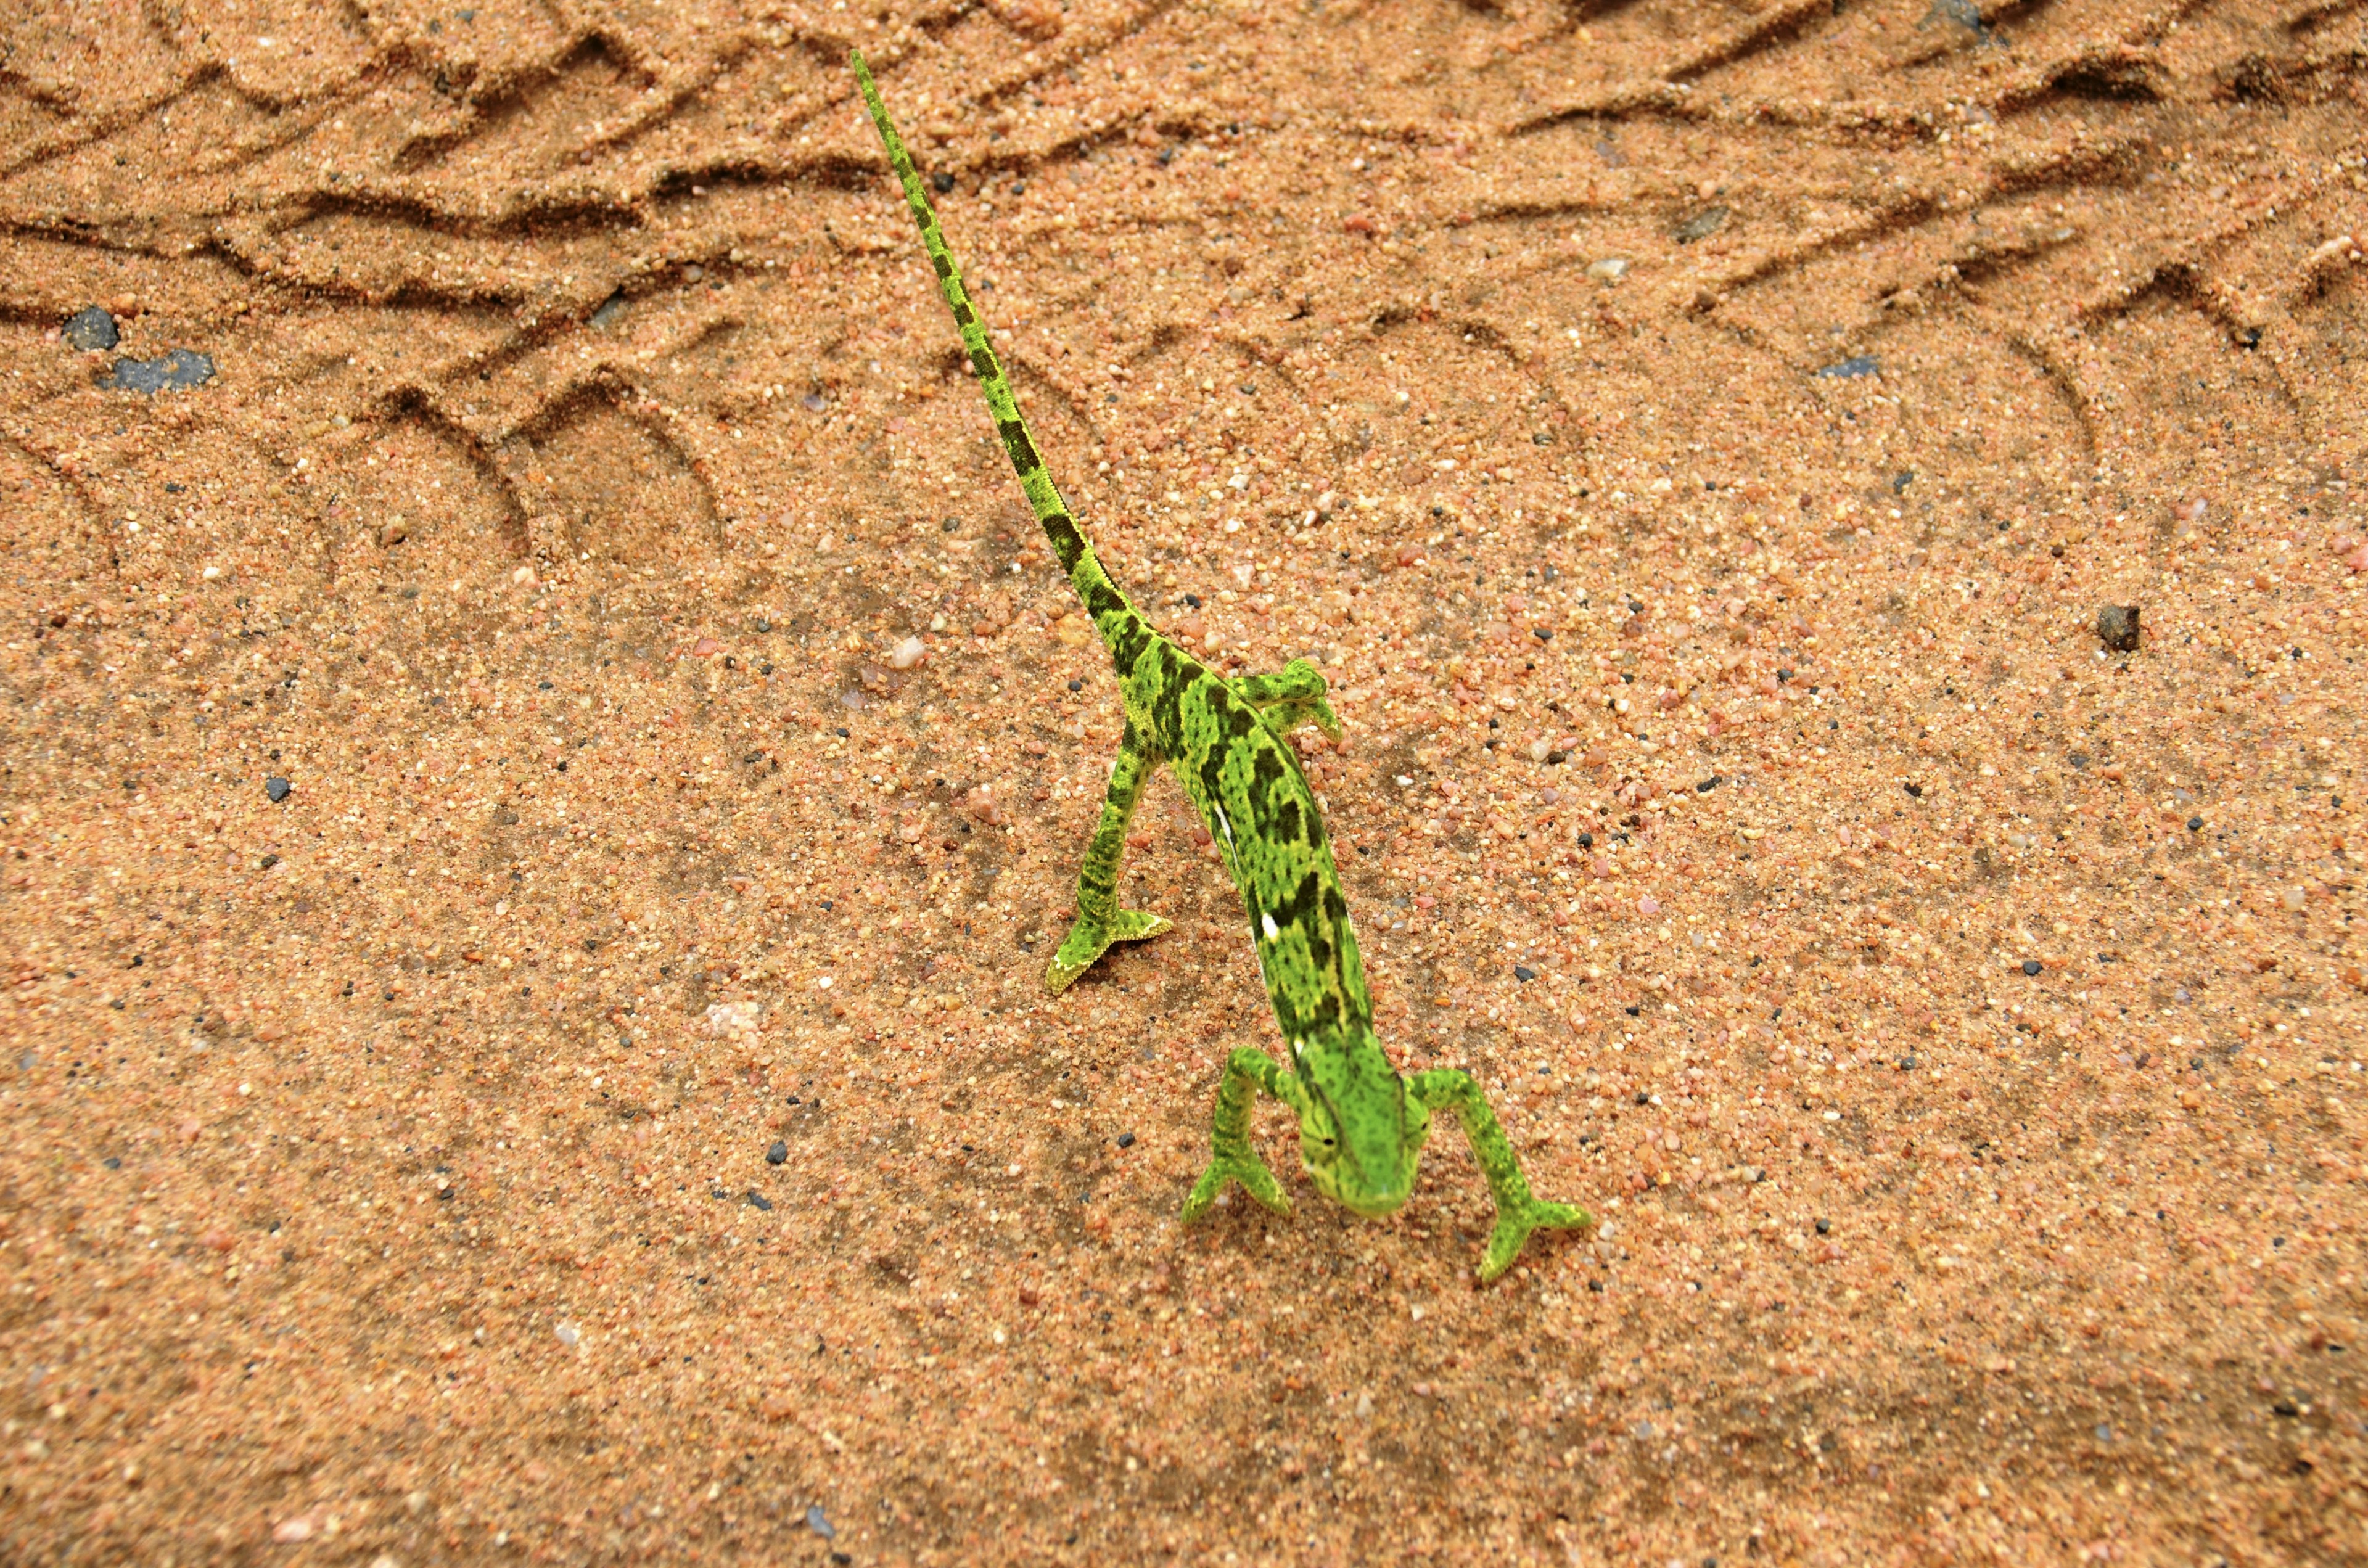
[1513,965,1536,982]
[265,776,290,803]
[2021,959,2043,976]
[105,348,215,395]
[766,1139,788,1165]
[64,307,119,351]
[1673,206,1729,243]
[2187,815,2204,832]
[746,1191,773,1211]
[2096,604,2140,652]
[1116,1132,1135,1148]
[1815,1218,1831,1234]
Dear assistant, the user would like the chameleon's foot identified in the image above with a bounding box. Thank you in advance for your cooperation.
[1042,908,1173,995]
[1181,1149,1292,1223]
[1479,1196,1591,1284]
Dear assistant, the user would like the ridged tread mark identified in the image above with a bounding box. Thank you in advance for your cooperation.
[2000,331,2100,466]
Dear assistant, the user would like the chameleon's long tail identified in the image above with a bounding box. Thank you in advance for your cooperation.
[852,52,1146,671]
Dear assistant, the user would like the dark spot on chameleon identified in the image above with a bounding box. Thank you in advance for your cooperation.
[1000,419,1041,475]
[931,250,953,279]
[954,298,977,327]
[1042,511,1085,569]
[971,345,1000,380]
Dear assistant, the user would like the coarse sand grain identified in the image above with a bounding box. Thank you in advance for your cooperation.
[2,1,2366,1562]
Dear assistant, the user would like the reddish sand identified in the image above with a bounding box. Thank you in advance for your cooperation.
[2,0,2364,1561]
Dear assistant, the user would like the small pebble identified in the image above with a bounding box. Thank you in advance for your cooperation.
[1814,355,1880,379]
[1673,207,1728,243]
[1116,1132,1135,1148]
[2187,816,2204,832]
[888,635,927,670]
[802,392,828,412]
[2096,604,2141,653]
[63,306,119,351]
[554,1321,581,1347]
[2022,959,2044,976]
[1513,965,1536,982]
[265,776,291,803]
[1815,1218,1831,1235]
[807,1504,836,1540]
[104,348,215,394]
[766,1139,789,1165]
[1585,257,1630,283]
[746,1191,773,1211]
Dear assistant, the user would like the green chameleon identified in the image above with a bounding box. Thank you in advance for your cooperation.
[853,53,1589,1281]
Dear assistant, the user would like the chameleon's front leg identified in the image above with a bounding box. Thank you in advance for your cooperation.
[1408,1069,1590,1283]
[1043,722,1174,995]
[1180,1046,1310,1221]
[1229,657,1344,743]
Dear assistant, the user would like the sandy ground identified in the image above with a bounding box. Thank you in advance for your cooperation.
[2,0,2366,1561]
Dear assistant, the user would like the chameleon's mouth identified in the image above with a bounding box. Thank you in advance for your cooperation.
[1310,1158,1413,1219]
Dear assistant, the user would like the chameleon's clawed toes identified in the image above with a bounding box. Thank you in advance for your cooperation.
[1478,1198,1592,1284]
[1042,909,1173,995]
[1181,1151,1291,1223]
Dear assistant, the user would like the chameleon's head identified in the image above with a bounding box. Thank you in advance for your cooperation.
[1296,1028,1430,1218]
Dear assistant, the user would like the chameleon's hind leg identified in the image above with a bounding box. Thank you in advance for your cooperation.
[1182,1046,1312,1221]
[1043,723,1174,995]
[1228,657,1342,742]
[1408,1069,1591,1283]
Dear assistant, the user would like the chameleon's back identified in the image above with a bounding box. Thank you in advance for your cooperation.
[1127,639,1373,1054]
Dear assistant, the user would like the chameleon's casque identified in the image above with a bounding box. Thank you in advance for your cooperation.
[853,52,1588,1280]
